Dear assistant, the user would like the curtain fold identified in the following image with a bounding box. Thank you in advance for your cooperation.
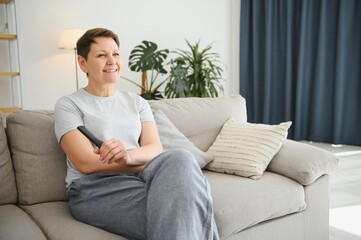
[240,0,361,146]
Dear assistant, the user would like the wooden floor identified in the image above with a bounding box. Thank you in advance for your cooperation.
[304,142,361,240]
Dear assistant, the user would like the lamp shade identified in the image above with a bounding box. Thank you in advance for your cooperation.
[58,28,85,50]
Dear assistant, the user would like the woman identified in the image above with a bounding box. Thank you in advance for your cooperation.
[54,28,219,240]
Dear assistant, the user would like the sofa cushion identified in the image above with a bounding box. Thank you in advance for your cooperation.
[6,111,67,205]
[204,170,306,239]
[267,140,339,185]
[0,124,17,204]
[149,95,247,151]
[21,202,125,240]
[153,109,214,168]
[206,118,291,179]
[0,204,46,240]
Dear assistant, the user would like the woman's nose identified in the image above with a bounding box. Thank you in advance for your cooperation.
[107,56,116,64]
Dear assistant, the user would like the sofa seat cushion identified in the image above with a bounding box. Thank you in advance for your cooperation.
[0,204,46,240]
[21,201,125,240]
[204,170,307,239]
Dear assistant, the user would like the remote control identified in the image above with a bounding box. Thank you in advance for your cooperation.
[77,126,103,148]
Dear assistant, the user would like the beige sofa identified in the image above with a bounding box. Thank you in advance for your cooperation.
[0,95,338,240]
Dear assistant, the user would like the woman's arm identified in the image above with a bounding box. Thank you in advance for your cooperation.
[99,121,163,166]
[60,121,163,174]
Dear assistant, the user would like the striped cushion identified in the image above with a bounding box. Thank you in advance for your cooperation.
[206,118,292,180]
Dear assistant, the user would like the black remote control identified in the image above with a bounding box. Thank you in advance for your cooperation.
[77,126,103,148]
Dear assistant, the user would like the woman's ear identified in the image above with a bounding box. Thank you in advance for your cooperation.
[78,55,88,74]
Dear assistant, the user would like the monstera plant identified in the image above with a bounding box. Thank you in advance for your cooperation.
[122,40,169,100]
[165,40,224,98]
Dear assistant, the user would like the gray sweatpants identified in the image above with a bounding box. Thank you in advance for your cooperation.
[68,149,219,240]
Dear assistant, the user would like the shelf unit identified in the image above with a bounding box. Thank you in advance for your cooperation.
[0,0,11,4]
[0,0,22,116]
[0,33,16,39]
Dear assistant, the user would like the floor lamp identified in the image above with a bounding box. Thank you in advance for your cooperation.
[58,28,85,90]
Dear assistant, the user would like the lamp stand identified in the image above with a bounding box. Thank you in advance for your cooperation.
[74,48,79,90]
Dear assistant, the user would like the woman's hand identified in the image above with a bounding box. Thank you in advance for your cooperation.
[94,122,163,166]
[94,139,136,165]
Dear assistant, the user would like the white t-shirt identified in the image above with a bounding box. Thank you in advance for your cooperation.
[54,89,154,187]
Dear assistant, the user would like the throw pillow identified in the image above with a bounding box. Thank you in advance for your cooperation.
[153,110,214,168]
[206,118,292,179]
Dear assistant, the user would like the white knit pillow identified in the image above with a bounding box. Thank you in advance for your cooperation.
[206,118,292,179]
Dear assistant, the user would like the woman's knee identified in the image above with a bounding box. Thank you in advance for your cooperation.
[142,148,202,185]
[161,149,199,169]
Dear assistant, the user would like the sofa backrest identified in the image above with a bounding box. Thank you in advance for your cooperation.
[6,111,67,205]
[149,95,247,151]
[3,95,247,205]
[0,123,17,205]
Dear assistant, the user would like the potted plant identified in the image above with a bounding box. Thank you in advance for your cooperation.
[121,40,169,100]
[165,40,225,98]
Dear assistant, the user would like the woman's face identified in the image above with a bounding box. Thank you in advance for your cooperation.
[79,37,122,84]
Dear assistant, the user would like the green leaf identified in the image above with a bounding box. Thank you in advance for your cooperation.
[129,41,169,74]
[164,60,189,98]
[140,90,164,100]
[125,40,170,100]
[166,39,225,98]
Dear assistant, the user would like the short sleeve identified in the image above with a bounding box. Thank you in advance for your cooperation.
[54,97,84,143]
[136,95,155,123]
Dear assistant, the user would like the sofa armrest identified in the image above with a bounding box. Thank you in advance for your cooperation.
[267,140,339,185]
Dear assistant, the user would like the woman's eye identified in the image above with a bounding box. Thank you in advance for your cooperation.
[98,54,106,58]
[113,53,120,56]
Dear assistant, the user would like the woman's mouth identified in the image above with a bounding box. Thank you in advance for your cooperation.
[103,69,117,73]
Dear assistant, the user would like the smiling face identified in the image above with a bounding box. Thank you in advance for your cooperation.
[78,37,122,85]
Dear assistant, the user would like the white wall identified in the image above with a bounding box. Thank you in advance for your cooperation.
[13,0,240,110]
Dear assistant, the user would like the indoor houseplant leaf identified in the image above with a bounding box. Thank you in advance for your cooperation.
[165,40,225,98]
[123,40,169,100]
[164,58,189,98]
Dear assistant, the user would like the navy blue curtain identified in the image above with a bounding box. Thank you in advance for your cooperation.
[240,0,361,146]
